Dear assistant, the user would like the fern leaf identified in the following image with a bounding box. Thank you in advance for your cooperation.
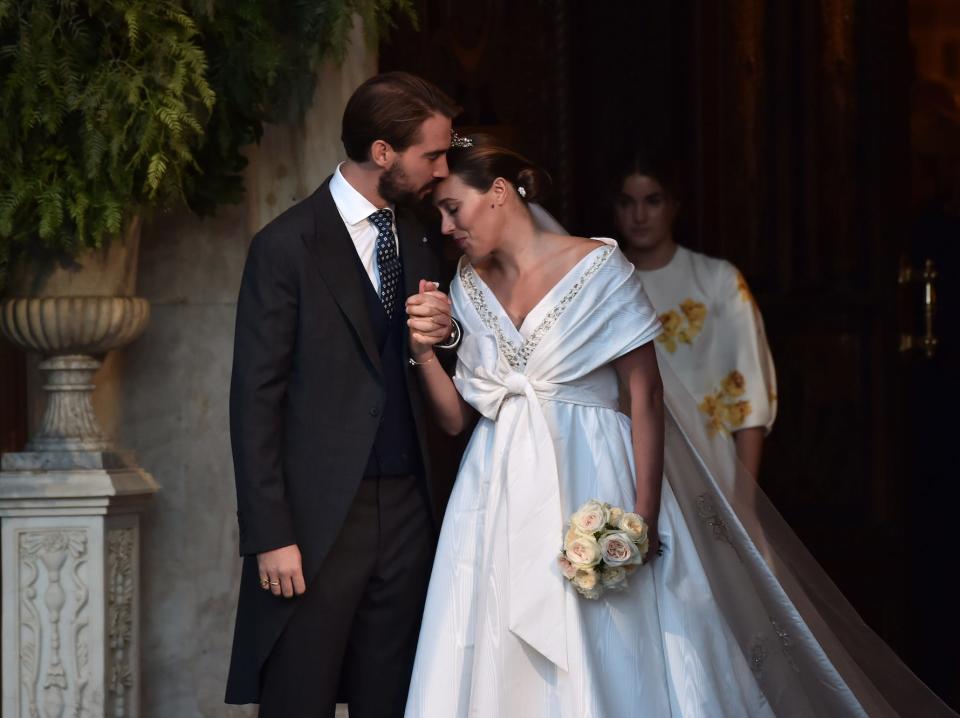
[83,127,108,178]
[156,106,183,136]
[103,199,122,235]
[125,8,141,48]
[146,152,169,195]
[37,187,65,239]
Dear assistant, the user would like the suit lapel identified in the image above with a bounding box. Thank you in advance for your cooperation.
[397,210,432,302]
[305,180,383,377]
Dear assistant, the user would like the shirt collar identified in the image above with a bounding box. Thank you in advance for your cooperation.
[330,162,395,227]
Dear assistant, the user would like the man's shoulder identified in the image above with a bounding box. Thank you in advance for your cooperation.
[258,178,333,237]
[251,177,335,254]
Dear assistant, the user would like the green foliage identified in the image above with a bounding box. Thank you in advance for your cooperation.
[182,0,416,215]
[0,0,415,292]
[0,0,215,289]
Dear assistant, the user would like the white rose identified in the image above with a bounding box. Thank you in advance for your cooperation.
[619,512,649,542]
[573,569,603,599]
[598,531,639,567]
[601,566,628,590]
[573,568,599,591]
[608,506,624,528]
[557,554,578,580]
[565,534,602,568]
[571,499,609,534]
[564,524,590,550]
[634,538,650,564]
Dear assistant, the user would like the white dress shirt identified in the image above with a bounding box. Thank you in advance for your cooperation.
[327,163,462,350]
[329,162,398,294]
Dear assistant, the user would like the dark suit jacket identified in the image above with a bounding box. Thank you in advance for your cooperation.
[225,178,445,703]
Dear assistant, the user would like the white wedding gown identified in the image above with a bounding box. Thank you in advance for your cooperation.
[405,238,956,718]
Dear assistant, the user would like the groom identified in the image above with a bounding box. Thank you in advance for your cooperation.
[225,72,461,716]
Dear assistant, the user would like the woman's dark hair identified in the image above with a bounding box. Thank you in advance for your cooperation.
[606,147,689,247]
[341,72,461,161]
[447,134,552,203]
[610,148,684,202]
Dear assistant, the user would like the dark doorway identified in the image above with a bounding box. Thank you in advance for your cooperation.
[0,343,26,454]
[902,0,960,703]
[381,0,959,708]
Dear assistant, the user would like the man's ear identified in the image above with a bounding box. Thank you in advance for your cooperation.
[370,139,395,169]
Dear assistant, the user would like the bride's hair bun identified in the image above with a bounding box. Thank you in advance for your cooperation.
[448,134,552,204]
[515,167,551,204]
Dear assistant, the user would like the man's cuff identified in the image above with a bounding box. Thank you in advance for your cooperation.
[435,317,462,350]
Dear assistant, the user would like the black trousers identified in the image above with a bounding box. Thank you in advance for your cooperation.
[258,476,434,718]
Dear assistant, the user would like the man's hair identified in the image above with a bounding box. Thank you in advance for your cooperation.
[341,72,461,162]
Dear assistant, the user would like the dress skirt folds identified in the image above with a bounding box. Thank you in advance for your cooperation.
[405,239,956,718]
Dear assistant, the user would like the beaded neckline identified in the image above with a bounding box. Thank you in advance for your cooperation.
[460,245,614,372]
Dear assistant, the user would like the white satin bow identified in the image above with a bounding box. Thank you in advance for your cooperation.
[455,335,570,671]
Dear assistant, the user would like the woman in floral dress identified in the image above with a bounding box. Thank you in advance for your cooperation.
[611,152,777,478]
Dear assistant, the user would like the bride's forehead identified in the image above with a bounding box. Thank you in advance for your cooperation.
[434,174,479,201]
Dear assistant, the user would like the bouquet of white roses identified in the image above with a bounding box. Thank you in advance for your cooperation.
[557,499,650,599]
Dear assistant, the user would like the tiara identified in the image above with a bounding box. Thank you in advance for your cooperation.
[450,130,473,149]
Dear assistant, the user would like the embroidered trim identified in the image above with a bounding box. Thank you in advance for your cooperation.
[749,634,768,679]
[749,621,799,679]
[458,262,523,368]
[695,493,735,547]
[459,246,614,371]
[771,619,800,673]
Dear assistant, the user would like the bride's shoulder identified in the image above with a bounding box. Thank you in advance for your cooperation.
[549,234,608,261]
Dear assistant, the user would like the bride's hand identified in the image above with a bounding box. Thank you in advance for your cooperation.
[406,279,453,358]
[635,505,662,563]
[645,524,662,563]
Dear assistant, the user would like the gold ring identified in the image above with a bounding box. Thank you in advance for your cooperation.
[259,578,269,588]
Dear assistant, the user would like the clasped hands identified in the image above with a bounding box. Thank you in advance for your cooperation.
[406,279,454,360]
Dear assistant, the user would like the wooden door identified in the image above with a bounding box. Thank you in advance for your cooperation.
[900,0,960,702]
[571,0,958,704]
[382,0,958,705]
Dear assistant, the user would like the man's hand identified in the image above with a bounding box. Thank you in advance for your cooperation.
[257,544,306,598]
[406,279,454,357]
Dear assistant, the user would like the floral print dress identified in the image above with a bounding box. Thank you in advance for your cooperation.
[634,246,777,438]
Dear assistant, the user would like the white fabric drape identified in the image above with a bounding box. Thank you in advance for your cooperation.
[405,238,956,717]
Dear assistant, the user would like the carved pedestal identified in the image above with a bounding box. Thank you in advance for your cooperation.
[0,296,156,717]
[0,454,157,718]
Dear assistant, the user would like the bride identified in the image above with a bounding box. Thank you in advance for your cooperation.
[402,136,955,717]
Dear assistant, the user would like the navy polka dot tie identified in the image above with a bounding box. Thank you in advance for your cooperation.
[369,208,402,318]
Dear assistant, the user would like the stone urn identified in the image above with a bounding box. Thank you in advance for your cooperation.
[1,215,148,453]
[0,296,150,452]
[0,220,158,718]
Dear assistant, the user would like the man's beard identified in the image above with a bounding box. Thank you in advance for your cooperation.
[378,161,436,207]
